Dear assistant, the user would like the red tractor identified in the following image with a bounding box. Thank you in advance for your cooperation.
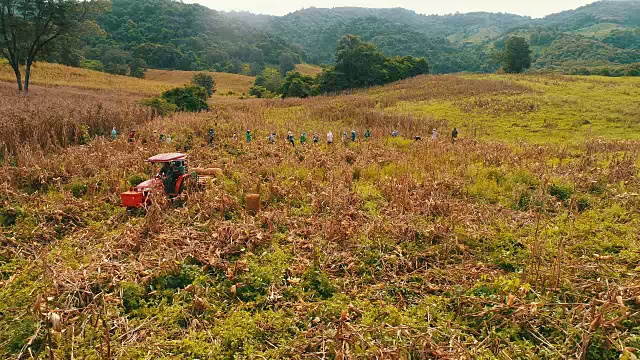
[120,153,195,209]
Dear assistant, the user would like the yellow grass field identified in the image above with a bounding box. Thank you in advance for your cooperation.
[145,69,255,94]
[0,61,173,95]
[295,63,323,76]
[2,69,640,359]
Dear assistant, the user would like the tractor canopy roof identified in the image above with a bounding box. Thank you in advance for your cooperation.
[147,153,188,163]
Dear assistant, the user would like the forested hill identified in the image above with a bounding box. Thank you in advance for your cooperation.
[228,1,640,73]
[44,0,640,76]
[57,0,303,75]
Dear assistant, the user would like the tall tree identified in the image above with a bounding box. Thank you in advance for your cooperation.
[335,35,386,88]
[500,36,532,74]
[0,0,107,93]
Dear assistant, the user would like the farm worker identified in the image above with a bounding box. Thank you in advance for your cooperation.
[342,132,348,144]
[300,132,307,144]
[232,133,238,141]
[166,134,172,144]
[452,128,459,142]
[414,135,422,141]
[159,133,165,142]
[208,129,215,147]
[246,130,252,143]
[365,129,371,140]
[176,161,186,175]
[313,132,319,143]
[392,129,398,137]
[268,132,276,144]
[159,162,170,178]
[432,129,438,140]
[327,131,334,144]
[128,130,136,143]
[184,134,192,152]
[287,131,295,146]
[164,162,175,193]
[351,130,356,142]
[111,127,117,141]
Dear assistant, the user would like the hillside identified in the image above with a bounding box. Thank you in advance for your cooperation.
[1,72,639,358]
[144,69,255,94]
[0,61,255,95]
[35,0,640,76]
[228,1,640,73]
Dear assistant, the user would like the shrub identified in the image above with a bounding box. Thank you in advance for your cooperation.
[549,183,574,201]
[128,173,147,187]
[121,282,144,312]
[161,85,209,112]
[130,58,148,78]
[68,178,88,198]
[140,97,177,117]
[191,73,216,97]
[249,85,277,99]
[303,264,335,299]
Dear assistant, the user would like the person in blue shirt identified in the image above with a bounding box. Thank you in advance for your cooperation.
[351,130,356,142]
[208,129,215,148]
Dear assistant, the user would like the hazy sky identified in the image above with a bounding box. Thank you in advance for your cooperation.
[188,0,596,18]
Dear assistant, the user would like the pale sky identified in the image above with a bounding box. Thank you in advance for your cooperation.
[188,0,596,18]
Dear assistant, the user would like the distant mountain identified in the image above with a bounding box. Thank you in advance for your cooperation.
[42,0,640,75]
[227,1,640,73]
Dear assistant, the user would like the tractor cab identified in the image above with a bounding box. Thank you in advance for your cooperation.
[120,153,194,208]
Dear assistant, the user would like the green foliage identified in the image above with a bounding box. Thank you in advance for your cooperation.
[161,85,209,112]
[74,0,303,73]
[68,178,88,198]
[121,282,144,312]
[499,36,532,74]
[140,97,177,116]
[278,53,296,75]
[254,67,283,94]
[281,71,314,98]
[129,57,148,78]
[249,85,277,99]
[302,264,335,299]
[549,182,574,202]
[191,73,216,97]
[128,173,147,187]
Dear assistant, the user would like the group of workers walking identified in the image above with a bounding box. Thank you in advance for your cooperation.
[111,126,460,148]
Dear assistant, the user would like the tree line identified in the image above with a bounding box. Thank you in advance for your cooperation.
[250,35,430,99]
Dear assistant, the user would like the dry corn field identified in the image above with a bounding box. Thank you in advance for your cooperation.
[1,72,640,359]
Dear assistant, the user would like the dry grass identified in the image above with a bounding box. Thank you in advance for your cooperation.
[295,63,323,76]
[0,61,173,95]
[0,82,152,154]
[1,72,639,359]
[145,69,255,94]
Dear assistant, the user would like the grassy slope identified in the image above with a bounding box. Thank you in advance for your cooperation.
[0,61,256,95]
[144,69,255,94]
[295,63,323,76]
[0,61,173,95]
[382,74,640,143]
[1,72,639,358]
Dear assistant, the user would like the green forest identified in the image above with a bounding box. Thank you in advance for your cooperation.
[41,0,640,76]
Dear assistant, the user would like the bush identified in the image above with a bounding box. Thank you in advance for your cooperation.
[140,97,177,117]
[68,178,88,198]
[549,183,574,201]
[130,58,148,78]
[249,85,277,99]
[191,73,216,97]
[128,173,147,187]
[161,85,209,112]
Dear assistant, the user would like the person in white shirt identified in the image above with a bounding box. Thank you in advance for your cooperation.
[327,131,334,144]
[431,129,438,140]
